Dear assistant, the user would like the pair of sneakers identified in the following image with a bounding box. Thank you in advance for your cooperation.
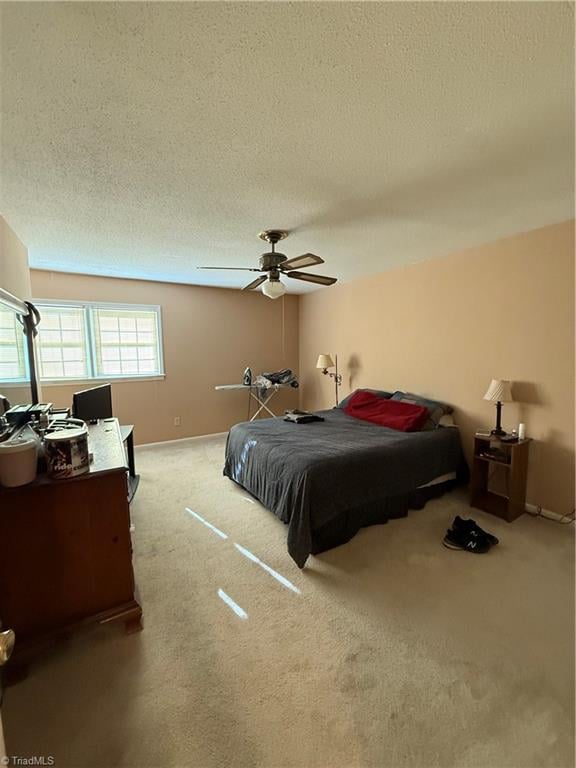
[443,516,499,554]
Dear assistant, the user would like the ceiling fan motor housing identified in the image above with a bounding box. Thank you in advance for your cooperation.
[260,251,287,271]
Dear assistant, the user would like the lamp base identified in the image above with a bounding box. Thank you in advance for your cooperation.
[491,400,506,437]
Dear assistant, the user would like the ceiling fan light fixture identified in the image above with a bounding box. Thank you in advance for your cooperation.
[261,278,286,300]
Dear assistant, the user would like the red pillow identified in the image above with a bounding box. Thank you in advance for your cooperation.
[343,389,428,431]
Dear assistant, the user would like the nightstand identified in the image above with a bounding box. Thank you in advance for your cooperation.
[470,434,531,522]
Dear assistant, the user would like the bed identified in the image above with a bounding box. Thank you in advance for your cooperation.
[223,407,467,567]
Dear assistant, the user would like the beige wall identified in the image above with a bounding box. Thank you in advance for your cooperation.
[0,217,36,404]
[31,271,299,445]
[0,215,31,299]
[299,220,575,516]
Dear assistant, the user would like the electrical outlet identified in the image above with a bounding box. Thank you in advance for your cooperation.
[173,417,181,427]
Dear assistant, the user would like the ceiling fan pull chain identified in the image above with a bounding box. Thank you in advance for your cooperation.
[282,293,286,361]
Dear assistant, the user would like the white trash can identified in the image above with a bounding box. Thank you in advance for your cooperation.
[0,436,39,487]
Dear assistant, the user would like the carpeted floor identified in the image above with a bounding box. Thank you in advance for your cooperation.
[4,434,575,768]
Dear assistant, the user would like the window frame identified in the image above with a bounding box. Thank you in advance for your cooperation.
[33,299,165,384]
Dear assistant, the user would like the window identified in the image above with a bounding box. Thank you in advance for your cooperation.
[36,305,89,380]
[0,309,28,382]
[92,307,162,377]
[34,302,164,381]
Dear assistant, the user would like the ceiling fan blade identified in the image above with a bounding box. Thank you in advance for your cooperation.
[286,271,337,286]
[280,253,324,270]
[243,275,268,291]
[197,266,261,271]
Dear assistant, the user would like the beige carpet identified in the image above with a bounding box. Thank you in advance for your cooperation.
[4,434,575,768]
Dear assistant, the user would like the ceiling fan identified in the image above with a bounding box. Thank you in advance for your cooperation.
[198,230,337,299]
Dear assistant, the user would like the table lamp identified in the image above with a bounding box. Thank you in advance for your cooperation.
[483,379,513,436]
[316,354,342,406]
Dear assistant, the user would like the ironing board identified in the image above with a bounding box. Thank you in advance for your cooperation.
[214,383,290,421]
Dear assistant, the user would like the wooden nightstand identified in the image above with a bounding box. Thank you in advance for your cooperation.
[470,434,531,522]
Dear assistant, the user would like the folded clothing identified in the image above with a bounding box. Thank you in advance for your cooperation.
[284,409,325,424]
[261,369,299,388]
[343,390,428,431]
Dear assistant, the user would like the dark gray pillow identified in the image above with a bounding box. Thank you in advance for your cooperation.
[337,388,393,409]
[390,391,453,430]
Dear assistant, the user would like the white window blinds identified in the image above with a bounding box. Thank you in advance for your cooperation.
[0,309,27,381]
[32,302,164,381]
[36,305,89,380]
[91,307,162,377]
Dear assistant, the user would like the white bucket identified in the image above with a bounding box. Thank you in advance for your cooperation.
[44,425,89,479]
[0,436,39,487]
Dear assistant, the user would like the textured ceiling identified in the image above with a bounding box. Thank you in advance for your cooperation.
[1,2,574,293]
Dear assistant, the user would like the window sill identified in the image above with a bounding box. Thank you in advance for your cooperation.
[0,381,33,389]
[40,375,166,387]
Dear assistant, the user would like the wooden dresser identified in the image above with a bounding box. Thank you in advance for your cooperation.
[0,418,141,659]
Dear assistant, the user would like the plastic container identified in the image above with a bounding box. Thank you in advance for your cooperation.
[0,435,39,487]
[44,425,89,479]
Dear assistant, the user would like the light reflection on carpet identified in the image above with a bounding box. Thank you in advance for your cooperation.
[185,507,228,539]
[217,589,248,620]
[234,543,301,594]
[184,507,301,597]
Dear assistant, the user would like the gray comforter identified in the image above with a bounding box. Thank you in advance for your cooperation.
[224,408,464,567]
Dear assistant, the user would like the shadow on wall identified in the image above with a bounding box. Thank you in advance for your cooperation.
[512,381,545,405]
[347,354,362,391]
[512,381,546,427]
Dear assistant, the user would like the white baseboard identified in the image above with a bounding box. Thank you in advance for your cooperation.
[525,503,572,523]
[136,431,227,449]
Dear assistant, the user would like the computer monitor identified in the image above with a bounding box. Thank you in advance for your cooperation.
[72,384,113,423]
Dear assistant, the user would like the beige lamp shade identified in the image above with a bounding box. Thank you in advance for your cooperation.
[316,354,334,369]
[483,379,513,402]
